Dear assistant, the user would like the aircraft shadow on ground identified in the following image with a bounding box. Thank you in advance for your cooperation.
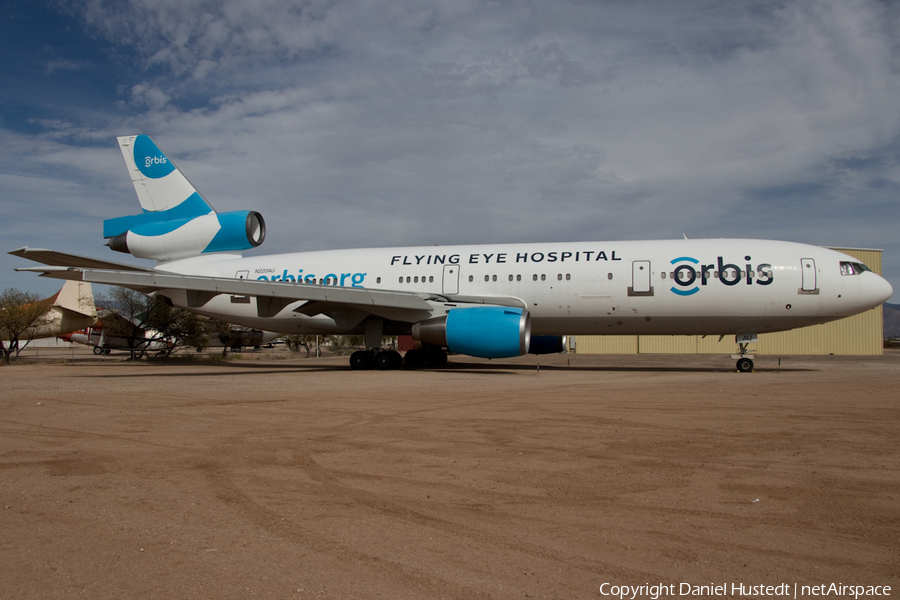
[61,358,812,377]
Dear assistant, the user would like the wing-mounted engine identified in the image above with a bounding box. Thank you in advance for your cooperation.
[105,209,265,261]
[412,306,531,359]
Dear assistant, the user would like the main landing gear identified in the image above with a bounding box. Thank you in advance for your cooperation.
[402,347,448,369]
[348,347,448,370]
[348,316,448,371]
[349,349,403,370]
[348,316,404,370]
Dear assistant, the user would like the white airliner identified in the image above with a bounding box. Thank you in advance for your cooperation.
[12,135,893,371]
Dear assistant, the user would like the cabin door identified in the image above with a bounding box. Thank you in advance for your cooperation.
[631,260,652,294]
[801,258,817,292]
[442,264,459,295]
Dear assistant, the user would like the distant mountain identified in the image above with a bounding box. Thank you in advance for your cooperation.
[884,303,900,339]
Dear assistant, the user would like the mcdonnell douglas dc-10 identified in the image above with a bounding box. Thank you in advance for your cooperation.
[12,135,893,371]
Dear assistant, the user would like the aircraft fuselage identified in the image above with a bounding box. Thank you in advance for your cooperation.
[154,238,890,337]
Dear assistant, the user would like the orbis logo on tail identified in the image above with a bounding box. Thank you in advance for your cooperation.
[144,155,167,168]
[669,255,773,296]
[133,135,176,179]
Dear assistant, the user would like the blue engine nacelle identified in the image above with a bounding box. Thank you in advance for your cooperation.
[411,306,531,359]
[106,209,265,261]
[529,335,568,355]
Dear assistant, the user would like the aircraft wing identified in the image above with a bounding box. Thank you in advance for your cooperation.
[12,248,527,323]
[15,265,437,321]
[9,247,152,272]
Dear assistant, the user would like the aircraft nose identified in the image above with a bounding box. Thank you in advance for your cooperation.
[865,273,894,307]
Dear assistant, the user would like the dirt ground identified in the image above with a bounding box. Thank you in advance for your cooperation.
[1,349,898,599]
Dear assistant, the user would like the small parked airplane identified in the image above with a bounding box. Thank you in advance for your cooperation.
[1,280,97,346]
[59,324,170,355]
[12,135,893,371]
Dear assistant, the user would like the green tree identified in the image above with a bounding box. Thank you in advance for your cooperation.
[0,288,55,364]
[98,287,212,359]
[284,334,334,357]
[328,335,397,355]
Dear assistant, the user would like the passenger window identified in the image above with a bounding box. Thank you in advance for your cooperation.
[484,275,489,282]
[492,275,497,282]
[517,274,521,281]
[414,276,419,283]
[566,274,571,281]
[533,274,538,281]
[541,274,546,281]
[607,273,613,280]
[429,276,433,283]
[508,275,513,281]
[468,275,474,282]
[377,277,381,284]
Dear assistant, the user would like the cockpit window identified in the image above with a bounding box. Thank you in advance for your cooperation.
[840,261,871,276]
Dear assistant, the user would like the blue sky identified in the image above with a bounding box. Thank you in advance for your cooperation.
[1,0,898,302]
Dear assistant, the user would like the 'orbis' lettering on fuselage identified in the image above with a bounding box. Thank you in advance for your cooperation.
[389,250,622,266]
[669,256,774,296]
[253,269,367,288]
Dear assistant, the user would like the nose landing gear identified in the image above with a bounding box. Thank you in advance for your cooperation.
[736,356,754,373]
[732,334,757,372]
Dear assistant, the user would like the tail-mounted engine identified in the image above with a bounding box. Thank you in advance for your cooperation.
[104,207,265,262]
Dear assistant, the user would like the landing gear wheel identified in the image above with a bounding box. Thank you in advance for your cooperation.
[375,350,402,370]
[425,349,447,367]
[93,347,103,355]
[404,348,447,369]
[736,357,754,372]
[404,348,424,369]
[350,350,374,370]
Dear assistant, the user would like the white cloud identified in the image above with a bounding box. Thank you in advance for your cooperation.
[126,82,173,110]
